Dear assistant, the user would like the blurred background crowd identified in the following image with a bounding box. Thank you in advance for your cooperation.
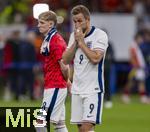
[0,0,150,106]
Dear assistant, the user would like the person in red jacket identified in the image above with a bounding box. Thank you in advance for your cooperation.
[35,10,70,132]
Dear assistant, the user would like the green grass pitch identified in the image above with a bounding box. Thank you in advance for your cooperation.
[0,95,150,132]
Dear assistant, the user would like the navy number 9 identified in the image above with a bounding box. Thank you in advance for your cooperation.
[79,54,83,64]
[89,103,94,114]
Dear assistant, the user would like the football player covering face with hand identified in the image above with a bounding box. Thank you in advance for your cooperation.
[63,5,108,132]
[73,12,89,47]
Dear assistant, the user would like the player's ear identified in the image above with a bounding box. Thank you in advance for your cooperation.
[85,16,90,21]
[48,21,54,28]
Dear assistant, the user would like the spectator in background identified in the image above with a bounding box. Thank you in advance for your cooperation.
[33,31,44,99]
[122,31,149,104]
[0,32,5,91]
[3,30,21,100]
[140,29,150,99]
[18,30,36,100]
[0,32,5,70]
[133,0,145,18]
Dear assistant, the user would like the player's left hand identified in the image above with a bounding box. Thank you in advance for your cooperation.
[74,27,84,43]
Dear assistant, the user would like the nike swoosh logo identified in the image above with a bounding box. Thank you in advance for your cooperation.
[87,115,93,118]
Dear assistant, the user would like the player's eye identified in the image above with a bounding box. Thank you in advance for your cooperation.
[74,19,82,23]
[41,22,45,24]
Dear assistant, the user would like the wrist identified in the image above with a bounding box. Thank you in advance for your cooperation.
[78,40,84,48]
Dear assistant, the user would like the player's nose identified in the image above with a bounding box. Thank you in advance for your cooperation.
[37,23,41,28]
[74,21,81,28]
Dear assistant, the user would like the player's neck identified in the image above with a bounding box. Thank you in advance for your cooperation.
[44,27,53,36]
[85,26,92,36]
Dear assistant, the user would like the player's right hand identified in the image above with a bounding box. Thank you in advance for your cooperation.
[67,80,72,96]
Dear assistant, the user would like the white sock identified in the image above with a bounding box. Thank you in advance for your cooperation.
[35,127,47,132]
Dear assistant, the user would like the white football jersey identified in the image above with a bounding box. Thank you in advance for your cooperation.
[68,26,108,94]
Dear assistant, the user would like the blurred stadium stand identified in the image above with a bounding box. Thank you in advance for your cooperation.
[0,0,150,100]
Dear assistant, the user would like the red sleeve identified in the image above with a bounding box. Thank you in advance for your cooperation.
[51,35,67,61]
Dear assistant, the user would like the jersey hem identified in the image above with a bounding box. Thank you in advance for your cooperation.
[44,87,67,89]
[71,91,103,95]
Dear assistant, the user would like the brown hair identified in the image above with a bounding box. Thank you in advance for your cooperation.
[71,5,90,20]
[38,10,57,25]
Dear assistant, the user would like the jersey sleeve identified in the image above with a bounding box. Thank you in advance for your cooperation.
[93,30,108,52]
[67,32,75,49]
[52,37,67,61]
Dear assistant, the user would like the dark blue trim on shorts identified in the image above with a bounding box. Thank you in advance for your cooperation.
[46,88,59,121]
[96,93,101,124]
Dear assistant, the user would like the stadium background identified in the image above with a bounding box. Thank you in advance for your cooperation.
[0,0,150,132]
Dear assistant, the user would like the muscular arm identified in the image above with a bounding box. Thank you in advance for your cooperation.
[75,27,105,64]
[59,59,72,95]
[59,59,70,81]
[78,40,104,64]
[69,64,74,82]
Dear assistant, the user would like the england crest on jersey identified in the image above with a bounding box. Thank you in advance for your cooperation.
[87,41,92,48]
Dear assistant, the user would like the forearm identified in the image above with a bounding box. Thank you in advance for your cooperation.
[78,41,104,64]
[61,67,69,81]
[62,42,77,64]
[69,64,74,82]
[59,59,70,81]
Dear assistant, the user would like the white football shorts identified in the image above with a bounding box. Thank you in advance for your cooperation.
[41,88,67,124]
[136,68,145,81]
[70,92,104,125]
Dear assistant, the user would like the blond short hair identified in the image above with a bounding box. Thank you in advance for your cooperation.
[38,10,57,25]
